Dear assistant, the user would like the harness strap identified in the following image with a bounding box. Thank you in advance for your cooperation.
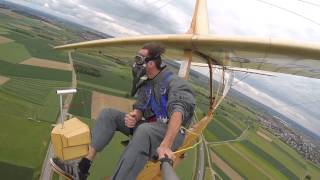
[143,71,173,122]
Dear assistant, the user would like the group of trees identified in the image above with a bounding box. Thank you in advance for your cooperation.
[74,64,101,77]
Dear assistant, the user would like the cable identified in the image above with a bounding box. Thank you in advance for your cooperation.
[254,0,320,26]
[174,138,202,154]
[231,72,250,87]
[294,0,320,8]
[173,112,203,154]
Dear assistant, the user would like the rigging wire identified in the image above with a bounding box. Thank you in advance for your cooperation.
[254,0,320,26]
[294,0,320,8]
[231,72,250,87]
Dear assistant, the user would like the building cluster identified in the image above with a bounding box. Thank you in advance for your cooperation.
[256,116,320,166]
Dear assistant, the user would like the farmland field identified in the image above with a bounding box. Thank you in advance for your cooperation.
[0,41,31,63]
[209,126,320,179]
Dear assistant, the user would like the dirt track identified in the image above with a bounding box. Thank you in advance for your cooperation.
[20,57,72,71]
[0,75,10,85]
[0,35,13,44]
[210,150,243,180]
[10,23,32,31]
[257,131,272,142]
[91,91,134,120]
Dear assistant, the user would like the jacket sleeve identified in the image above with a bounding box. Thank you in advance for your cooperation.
[167,76,196,127]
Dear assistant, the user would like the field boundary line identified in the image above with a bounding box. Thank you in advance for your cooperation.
[207,126,249,146]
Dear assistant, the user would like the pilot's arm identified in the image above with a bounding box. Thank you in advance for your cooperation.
[157,76,196,159]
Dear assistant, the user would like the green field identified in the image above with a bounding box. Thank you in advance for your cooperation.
[0,42,31,63]
[211,163,230,180]
[204,98,249,142]
[0,60,72,82]
[176,148,196,180]
[211,143,268,179]
[0,77,69,105]
[0,161,34,180]
[73,53,132,95]
[69,88,92,119]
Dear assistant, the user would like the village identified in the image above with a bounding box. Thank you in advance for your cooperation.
[257,116,320,166]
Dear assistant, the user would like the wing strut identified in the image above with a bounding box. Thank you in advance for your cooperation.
[178,50,193,80]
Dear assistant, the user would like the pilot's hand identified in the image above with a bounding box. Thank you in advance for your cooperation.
[157,146,175,160]
[124,111,138,128]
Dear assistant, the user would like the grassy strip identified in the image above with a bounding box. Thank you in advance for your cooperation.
[0,90,35,119]
[4,31,68,63]
[211,163,230,180]
[206,120,236,141]
[175,147,196,180]
[73,52,120,67]
[37,90,60,122]
[271,140,307,169]
[88,132,127,179]
[0,77,69,105]
[78,81,129,98]
[215,113,243,135]
[241,140,299,179]
[69,88,92,119]
[75,65,131,92]
[0,60,72,82]
[211,145,268,179]
[232,140,286,179]
[203,129,219,142]
[0,42,31,63]
[204,167,213,180]
[0,161,33,180]
[0,113,51,172]
[247,132,310,178]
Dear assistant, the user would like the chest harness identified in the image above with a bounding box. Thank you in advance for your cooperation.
[142,71,173,123]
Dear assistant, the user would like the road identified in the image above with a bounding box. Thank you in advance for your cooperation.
[40,52,77,180]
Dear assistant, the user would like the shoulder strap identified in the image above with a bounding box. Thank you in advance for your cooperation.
[159,71,173,119]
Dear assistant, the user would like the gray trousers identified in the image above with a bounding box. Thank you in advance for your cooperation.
[91,108,185,180]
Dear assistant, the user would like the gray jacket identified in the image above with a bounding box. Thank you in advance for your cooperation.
[133,67,196,127]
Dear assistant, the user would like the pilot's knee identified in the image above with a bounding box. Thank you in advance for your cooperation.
[96,108,120,128]
[97,108,110,119]
[134,123,151,136]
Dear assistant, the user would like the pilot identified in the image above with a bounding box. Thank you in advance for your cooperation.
[50,42,196,180]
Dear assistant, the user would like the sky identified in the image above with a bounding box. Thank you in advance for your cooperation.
[4,0,320,136]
